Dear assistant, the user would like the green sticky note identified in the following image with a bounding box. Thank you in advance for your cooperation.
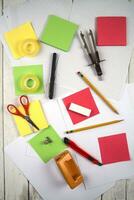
[28,125,67,163]
[40,15,78,51]
[13,64,44,95]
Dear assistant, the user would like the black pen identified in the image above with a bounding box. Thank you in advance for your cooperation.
[49,53,58,99]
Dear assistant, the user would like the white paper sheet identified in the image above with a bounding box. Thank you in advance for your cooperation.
[4,0,73,35]
[57,46,132,100]
[63,85,134,189]
[70,0,134,49]
[43,85,134,189]
[5,135,114,200]
[1,0,134,100]
[57,86,122,131]
[61,0,134,100]
[5,85,134,199]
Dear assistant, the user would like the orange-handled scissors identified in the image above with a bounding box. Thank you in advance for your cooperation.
[7,95,39,131]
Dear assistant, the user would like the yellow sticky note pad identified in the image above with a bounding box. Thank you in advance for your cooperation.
[4,22,39,59]
[13,100,48,136]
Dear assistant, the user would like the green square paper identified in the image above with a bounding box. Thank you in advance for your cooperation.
[13,64,44,95]
[40,15,78,51]
[28,125,67,163]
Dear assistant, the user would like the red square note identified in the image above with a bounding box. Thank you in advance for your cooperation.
[98,133,130,165]
[96,16,126,46]
[63,88,99,124]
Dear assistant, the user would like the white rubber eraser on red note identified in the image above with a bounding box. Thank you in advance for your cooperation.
[69,103,91,117]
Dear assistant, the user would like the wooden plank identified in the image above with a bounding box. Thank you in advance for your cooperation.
[0,0,4,199]
[114,180,127,200]
[101,187,115,200]
[3,0,29,200]
[2,0,42,199]
[127,178,134,200]
[4,0,26,7]
[29,185,43,200]
[95,197,101,200]
[3,45,29,200]
[128,49,134,83]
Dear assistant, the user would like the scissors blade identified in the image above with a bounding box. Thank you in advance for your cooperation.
[24,116,40,131]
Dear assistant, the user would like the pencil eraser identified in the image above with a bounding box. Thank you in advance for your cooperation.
[69,103,91,117]
[96,16,127,46]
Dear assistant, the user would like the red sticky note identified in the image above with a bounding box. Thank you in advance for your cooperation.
[96,16,126,46]
[63,88,99,124]
[98,133,130,165]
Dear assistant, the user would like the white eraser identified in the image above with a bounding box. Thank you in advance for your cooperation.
[69,103,91,117]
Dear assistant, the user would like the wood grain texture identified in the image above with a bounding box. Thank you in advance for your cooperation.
[96,197,101,200]
[114,180,127,200]
[3,1,29,200]
[0,1,4,200]
[0,0,134,200]
[3,1,45,200]
[29,185,43,200]
[127,179,134,200]
[128,49,134,83]
[101,187,115,200]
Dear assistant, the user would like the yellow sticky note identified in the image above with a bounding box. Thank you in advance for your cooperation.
[4,22,39,59]
[13,100,48,136]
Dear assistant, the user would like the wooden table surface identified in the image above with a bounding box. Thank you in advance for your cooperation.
[0,0,134,199]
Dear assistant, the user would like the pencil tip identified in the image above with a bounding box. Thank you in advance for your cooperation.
[63,137,69,144]
[65,131,69,134]
[65,130,73,134]
[115,111,119,115]
[77,71,83,77]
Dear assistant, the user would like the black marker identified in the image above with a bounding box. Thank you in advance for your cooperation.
[49,53,58,99]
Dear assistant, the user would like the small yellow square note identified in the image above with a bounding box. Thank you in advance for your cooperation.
[13,100,48,136]
[4,22,39,59]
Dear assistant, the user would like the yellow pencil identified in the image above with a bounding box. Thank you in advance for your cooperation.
[77,71,119,114]
[65,119,124,134]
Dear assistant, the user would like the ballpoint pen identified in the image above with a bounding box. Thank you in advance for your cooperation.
[64,137,103,166]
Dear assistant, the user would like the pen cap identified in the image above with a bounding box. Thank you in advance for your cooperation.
[55,150,83,189]
[64,137,70,144]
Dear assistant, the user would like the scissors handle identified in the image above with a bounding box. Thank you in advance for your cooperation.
[7,104,25,118]
[19,95,30,116]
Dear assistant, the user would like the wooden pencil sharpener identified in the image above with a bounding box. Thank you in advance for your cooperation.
[55,150,83,189]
